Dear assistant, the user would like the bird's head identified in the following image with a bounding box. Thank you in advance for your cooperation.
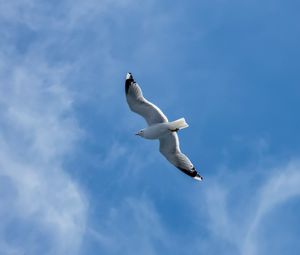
[135,129,145,137]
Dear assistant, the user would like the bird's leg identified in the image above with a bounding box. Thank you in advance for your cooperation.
[168,128,179,132]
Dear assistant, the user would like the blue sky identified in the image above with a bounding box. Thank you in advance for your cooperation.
[0,0,300,254]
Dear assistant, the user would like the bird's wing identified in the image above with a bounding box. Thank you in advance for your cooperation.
[159,132,202,180]
[125,73,168,126]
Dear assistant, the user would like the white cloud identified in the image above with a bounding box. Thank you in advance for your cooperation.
[0,0,137,31]
[88,197,169,255]
[0,51,87,255]
[242,160,300,255]
[0,0,146,253]
[200,160,300,255]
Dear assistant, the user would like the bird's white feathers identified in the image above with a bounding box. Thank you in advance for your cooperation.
[169,118,189,130]
[159,132,194,172]
[126,80,168,126]
[193,175,203,181]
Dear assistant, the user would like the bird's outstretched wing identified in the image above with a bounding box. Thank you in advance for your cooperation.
[159,132,203,181]
[125,73,168,126]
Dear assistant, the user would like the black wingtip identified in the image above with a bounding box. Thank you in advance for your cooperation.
[125,72,135,94]
[177,166,203,181]
[194,173,203,181]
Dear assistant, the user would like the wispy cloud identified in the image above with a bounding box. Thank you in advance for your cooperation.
[0,0,153,254]
[199,159,300,255]
[0,0,135,30]
[0,55,87,255]
[242,160,300,255]
[0,1,95,250]
[88,196,170,255]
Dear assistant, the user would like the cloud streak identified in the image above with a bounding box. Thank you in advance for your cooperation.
[200,160,300,255]
[88,197,170,255]
[0,39,87,255]
[0,0,145,254]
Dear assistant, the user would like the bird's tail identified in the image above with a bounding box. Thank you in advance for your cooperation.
[169,118,189,131]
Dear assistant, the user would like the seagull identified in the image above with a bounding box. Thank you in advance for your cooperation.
[125,72,203,181]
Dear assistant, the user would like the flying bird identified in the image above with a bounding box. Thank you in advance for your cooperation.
[125,73,203,181]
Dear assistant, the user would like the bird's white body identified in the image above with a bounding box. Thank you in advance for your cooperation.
[138,118,189,139]
[140,123,170,139]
